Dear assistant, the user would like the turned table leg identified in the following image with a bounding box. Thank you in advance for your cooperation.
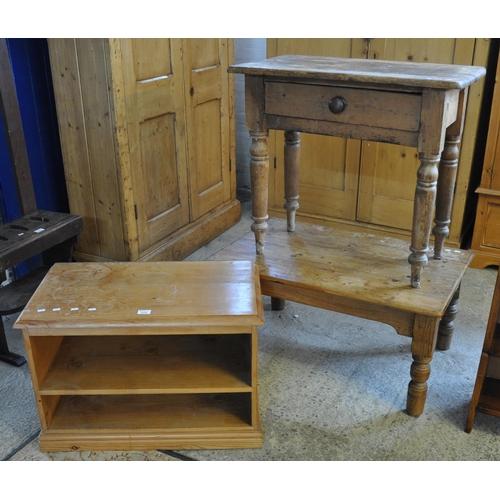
[284,131,300,232]
[433,89,467,260]
[408,155,440,288]
[249,131,270,254]
[432,135,461,260]
[406,314,440,416]
[436,285,461,351]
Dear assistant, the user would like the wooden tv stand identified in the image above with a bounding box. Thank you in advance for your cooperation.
[15,261,264,452]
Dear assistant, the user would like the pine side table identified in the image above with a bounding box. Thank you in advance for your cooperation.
[229,55,486,288]
[210,55,486,417]
[14,261,265,452]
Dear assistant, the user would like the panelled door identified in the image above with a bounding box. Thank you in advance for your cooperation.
[117,38,190,255]
[357,38,481,232]
[183,38,231,220]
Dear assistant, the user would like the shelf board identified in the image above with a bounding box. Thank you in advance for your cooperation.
[47,393,253,431]
[477,377,500,417]
[39,335,252,395]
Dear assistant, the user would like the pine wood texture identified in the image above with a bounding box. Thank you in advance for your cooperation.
[465,269,500,432]
[471,50,500,268]
[264,39,490,247]
[231,52,485,287]
[230,54,485,88]
[14,261,264,451]
[48,38,239,264]
[209,217,471,416]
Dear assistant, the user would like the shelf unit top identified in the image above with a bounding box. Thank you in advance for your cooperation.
[15,261,265,329]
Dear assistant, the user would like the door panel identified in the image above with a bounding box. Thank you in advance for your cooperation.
[358,38,478,230]
[358,142,420,230]
[184,38,231,220]
[268,39,366,221]
[120,38,190,254]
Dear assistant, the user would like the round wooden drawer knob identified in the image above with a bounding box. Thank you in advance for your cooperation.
[328,96,347,114]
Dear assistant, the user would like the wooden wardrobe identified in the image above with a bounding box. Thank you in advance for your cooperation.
[265,38,491,247]
[48,38,239,262]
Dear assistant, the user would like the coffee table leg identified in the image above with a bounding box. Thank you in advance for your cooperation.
[408,155,439,288]
[249,130,270,254]
[407,314,439,416]
[436,285,460,351]
[284,131,300,232]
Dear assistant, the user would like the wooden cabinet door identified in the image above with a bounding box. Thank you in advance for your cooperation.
[267,39,366,221]
[115,39,190,256]
[357,38,487,235]
[183,39,232,221]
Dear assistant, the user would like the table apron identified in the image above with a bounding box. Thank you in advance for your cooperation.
[265,114,419,146]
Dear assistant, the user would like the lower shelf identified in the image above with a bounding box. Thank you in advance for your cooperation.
[40,393,261,451]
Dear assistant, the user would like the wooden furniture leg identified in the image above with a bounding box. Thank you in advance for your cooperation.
[271,297,286,311]
[408,155,440,288]
[436,285,460,350]
[284,131,300,232]
[0,318,26,366]
[433,90,467,260]
[465,352,489,432]
[407,314,440,416]
[249,131,269,255]
[432,136,461,259]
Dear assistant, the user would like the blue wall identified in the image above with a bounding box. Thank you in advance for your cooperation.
[0,38,68,222]
[0,38,69,276]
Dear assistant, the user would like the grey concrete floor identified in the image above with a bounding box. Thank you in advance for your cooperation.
[2,202,500,466]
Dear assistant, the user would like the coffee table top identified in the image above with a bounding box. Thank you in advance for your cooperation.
[229,55,486,90]
[208,218,472,318]
[15,261,264,329]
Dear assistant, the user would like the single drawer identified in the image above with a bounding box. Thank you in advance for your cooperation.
[265,81,422,132]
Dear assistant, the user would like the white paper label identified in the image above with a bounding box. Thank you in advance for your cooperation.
[137,310,151,315]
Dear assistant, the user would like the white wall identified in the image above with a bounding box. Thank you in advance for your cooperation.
[233,39,266,199]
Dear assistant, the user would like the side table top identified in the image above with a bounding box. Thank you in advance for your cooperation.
[14,261,265,328]
[229,55,486,90]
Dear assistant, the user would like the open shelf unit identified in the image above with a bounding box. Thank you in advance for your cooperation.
[15,261,264,451]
